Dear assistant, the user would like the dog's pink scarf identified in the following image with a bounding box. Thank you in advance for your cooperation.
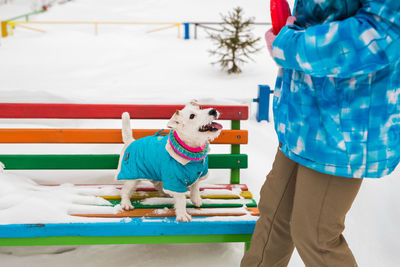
[169,130,209,161]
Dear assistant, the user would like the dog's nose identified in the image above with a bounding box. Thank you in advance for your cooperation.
[209,109,218,117]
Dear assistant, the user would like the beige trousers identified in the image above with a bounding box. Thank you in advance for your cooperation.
[241,149,362,267]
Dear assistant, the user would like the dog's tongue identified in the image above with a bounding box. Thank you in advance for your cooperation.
[211,122,223,130]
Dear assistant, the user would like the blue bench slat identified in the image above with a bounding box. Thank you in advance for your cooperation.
[0,218,257,238]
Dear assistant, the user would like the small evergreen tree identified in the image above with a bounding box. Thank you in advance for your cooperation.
[208,7,261,74]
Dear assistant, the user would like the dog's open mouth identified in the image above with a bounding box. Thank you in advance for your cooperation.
[199,122,223,132]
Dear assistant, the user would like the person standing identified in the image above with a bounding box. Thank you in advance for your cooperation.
[241,0,400,266]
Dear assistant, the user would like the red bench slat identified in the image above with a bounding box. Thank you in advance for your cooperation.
[0,103,248,120]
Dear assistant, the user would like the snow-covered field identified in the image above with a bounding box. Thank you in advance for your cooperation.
[0,0,399,266]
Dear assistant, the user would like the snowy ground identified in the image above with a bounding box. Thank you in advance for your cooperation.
[0,0,400,266]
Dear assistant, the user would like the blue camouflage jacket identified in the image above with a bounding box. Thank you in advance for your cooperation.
[271,0,400,178]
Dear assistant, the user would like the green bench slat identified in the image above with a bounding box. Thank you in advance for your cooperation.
[0,234,253,247]
[108,199,257,208]
[0,154,248,170]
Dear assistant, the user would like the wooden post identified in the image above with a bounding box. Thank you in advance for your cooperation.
[230,120,241,184]
[95,23,98,36]
[253,85,273,122]
[176,23,180,39]
[8,22,14,36]
[183,22,190,40]
[245,241,251,251]
[1,21,8,38]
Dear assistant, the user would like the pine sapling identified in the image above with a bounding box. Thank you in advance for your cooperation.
[208,7,261,74]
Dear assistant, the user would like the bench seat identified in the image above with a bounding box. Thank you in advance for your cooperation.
[0,103,258,249]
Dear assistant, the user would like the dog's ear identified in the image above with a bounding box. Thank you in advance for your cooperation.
[189,100,199,107]
[167,110,181,129]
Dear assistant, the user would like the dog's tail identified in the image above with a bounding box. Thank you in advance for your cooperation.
[122,112,134,144]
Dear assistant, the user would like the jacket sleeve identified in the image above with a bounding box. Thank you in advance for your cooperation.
[272,0,400,78]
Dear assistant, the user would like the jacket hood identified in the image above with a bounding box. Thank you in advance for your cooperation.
[295,0,361,27]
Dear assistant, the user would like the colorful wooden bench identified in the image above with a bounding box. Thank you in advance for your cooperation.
[0,103,258,249]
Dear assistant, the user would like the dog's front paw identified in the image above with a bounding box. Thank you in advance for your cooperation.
[190,194,202,207]
[121,198,134,210]
[176,212,192,222]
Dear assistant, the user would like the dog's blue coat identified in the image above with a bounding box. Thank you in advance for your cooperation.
[117,134,208,193]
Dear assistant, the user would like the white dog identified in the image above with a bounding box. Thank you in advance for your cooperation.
[115,101,222,222]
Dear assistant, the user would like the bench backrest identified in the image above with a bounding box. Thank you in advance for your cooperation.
[0,103,248,184]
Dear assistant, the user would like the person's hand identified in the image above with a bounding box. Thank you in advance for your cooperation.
[265,28,276,57]
[285,16,296,26]
[265,16,296,58]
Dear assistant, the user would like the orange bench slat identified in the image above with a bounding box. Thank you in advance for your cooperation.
[0,129,248,144]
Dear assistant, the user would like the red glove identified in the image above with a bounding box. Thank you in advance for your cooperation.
[270,0,291,35]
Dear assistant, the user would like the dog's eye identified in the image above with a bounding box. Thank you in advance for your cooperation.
[189,114,195,119]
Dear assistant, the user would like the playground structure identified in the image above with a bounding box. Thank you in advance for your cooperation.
[1,8,46,37]
[190,22,271,40]
[0,3,270,39]
[2,21,182,38]
[1,19,270,39]
[0,103,258,249]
